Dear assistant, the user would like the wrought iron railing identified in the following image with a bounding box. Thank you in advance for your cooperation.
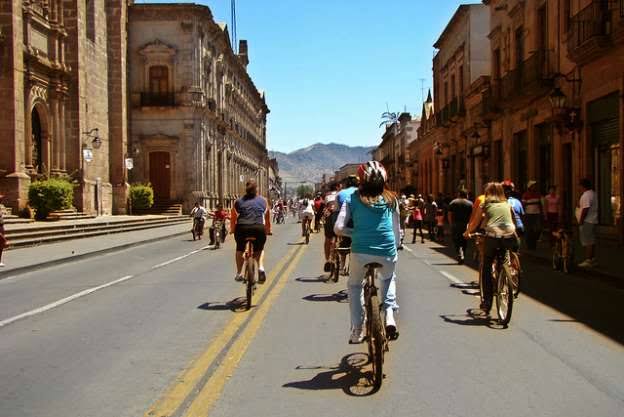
[500,50,552,100]
[140,92,176,107]
[568,0,615,49]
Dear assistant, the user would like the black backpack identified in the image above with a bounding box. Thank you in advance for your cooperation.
[302,199,309,207]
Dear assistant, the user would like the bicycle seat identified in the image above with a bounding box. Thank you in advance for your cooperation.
[336,248,351,253]
[364,262,383,269]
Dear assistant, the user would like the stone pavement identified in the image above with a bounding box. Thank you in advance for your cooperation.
[0,222,191,278]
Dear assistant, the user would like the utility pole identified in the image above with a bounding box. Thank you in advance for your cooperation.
[231,0,237,53]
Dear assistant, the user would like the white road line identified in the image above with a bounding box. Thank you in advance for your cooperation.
[440,270,465,285]
[0,275,134,328]
[151,245,210,270]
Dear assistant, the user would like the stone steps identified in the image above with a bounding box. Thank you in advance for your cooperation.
[4,216,189,249]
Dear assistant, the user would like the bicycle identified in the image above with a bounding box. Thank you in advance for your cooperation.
[552,228,574,274]
[191,217,205,241]
[212,220,225,249]
[363,262,389,390]
[303,217,312,244]
[242,237,258,310]
[470,233,516,326]
[328,238,350,283]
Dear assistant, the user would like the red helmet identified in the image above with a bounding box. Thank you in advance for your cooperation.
[502,179,515,190]
[357,161,387,185]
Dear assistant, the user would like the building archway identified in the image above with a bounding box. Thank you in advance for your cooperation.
[30,105,48,173]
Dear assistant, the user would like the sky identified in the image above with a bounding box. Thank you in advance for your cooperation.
[137,0,465,153]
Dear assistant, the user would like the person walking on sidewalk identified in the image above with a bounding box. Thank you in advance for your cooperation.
[522,180,543,250]
[544,186,560,246]
[0,194,6,267]
[577,178,598,268]
[424,194,438,241]
[410,196,425,243]
[447,190,473,264]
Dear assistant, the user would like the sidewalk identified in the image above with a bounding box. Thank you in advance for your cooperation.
[0,222,190,278]
[522,234,623,281]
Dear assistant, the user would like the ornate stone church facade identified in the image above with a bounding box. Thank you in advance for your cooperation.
[128,3,270,211]
[0,0,128,215]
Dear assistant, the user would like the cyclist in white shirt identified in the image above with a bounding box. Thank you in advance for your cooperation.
[299,196,315,236]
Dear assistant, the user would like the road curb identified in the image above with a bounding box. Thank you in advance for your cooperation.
[0,230,189,280]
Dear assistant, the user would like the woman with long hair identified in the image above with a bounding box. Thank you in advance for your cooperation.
[334,161,401,344]
[465,182,518,314]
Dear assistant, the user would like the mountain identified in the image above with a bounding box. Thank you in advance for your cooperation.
[269,143,375,184]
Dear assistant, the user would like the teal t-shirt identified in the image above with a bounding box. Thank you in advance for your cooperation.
[348,192,397,258]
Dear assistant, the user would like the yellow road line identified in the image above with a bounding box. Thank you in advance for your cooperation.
[143,244,299,417]
[182,244,307,417]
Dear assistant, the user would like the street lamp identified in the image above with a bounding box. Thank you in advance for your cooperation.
[83,128,102,149]
[549,87,567,111]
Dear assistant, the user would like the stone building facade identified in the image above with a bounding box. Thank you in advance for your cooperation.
[415,0,623,241]
[128,3,270,212]
[0,0,129,215]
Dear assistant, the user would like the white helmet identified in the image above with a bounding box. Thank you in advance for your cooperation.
[357,161,387,186]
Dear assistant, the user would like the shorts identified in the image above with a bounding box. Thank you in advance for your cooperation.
[300,212,314,221]
[579,223,596,247]
[234,224,267,252]
[324,210,338,239]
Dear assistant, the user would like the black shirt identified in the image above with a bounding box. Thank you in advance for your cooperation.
[448,198,473,225]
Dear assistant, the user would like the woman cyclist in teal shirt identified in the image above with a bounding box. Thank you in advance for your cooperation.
[334,161,401,344]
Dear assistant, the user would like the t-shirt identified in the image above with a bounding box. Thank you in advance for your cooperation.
[482,201,516,236]
[545,194,559,214]
[300,199,315,215]
[234,195,267,225]
[508,197,525,230]
[448,198,473,225]
[578,190,598,224]
[324,191,337,204]
[347,192,397,258]
[522,191,542,215]
[424,201,438,222]
[337,187,357,208]
[212,209,228,221]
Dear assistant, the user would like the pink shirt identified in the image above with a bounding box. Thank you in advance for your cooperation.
[545,194,559,214]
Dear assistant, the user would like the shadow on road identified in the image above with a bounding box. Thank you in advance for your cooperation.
[295,276,326,283]
[283,353,379,396]
[439,310,505,329]
[428,243,624,345]
[197,297,249,312]
[287,242,306,246]
[302,290,348,303]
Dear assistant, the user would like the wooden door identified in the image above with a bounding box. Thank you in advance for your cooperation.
[149,152,171,201]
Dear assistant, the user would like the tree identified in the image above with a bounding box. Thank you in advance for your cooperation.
[379,111,400,128]
[296,184,314,199]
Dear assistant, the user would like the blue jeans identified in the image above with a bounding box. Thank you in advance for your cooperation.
[347,253,399,329]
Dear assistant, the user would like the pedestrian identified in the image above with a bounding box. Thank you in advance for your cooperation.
[447,190,473,264]
[544,186,560,245]
[410,197,425,243]
[0,194,6,267]
[435,208,445,242]
[577,178,598,268]
[521,180,543,250]
[424,194,438,241]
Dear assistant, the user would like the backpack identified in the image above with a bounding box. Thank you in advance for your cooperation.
[302,199,309,208]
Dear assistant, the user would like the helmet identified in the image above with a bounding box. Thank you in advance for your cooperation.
[357,161,387,185]
[502,179,515,190]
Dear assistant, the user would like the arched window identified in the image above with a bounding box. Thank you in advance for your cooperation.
[31,108,43,172]
[149,65,169,94]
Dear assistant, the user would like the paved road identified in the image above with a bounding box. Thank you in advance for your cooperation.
[1,221,622,417]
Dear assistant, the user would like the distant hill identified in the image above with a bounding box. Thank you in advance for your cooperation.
[269,143,375,184]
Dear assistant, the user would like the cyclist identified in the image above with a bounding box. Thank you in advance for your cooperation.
[208,202,229,245]
[447,189,473,264]
[334,161,400,344]
[299,195,315,237]
[332,175,359,273]
[230,180,272,284]
[190,201,208,239]
[503,180,525,238]
[313,193,325,232]
[464,182,518,315]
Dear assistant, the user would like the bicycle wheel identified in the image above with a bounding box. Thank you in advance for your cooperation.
[246,259,257,310]
[215,230,220,249]
[509,252,521,298]
[496,264,514,325]
[305,227,310,245]
[332,252,340,283]
[369,294,384,389]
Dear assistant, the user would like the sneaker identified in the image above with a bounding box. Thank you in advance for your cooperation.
[323,261,331,272]
[235,274,245,282]
[0,262,4,267]
[258,269,266,284]
[578,259,593,268]
[385,308,399,340]
[349,327,364,344]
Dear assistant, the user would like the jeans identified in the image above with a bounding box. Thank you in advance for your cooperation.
[347,252,399,329]
[482,237,519,311]
[451,223,468,258]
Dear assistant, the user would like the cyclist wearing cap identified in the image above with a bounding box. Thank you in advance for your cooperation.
[334,161,401,344]
[231,180,272,284]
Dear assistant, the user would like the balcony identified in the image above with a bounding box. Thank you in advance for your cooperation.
[567,0,620,64]
[499,51,553,103]
[480,84,501,119]
[140,92,176,107]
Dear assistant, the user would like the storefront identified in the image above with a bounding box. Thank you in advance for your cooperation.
[588,93,621,231]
